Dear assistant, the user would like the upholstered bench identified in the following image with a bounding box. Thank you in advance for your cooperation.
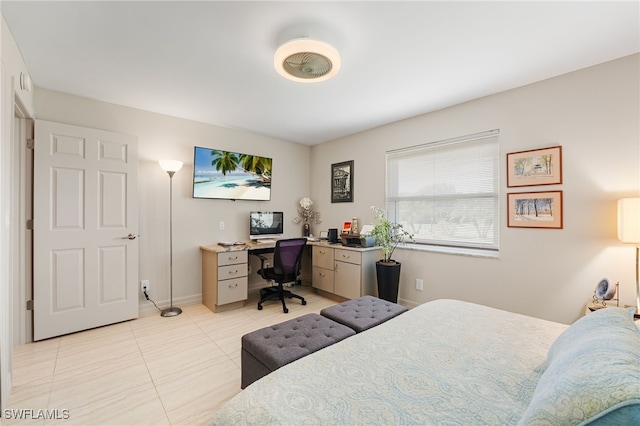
[241,313,355,389]
[320,295,408,333]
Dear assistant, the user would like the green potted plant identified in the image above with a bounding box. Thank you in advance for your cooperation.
[369,206,414,302]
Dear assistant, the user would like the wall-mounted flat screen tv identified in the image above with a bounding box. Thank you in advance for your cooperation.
[193,146,272,201]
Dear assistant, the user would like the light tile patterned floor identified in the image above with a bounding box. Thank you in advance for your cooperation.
[6,285,337,425]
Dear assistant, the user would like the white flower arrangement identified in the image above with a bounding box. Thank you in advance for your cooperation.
[293,197,322,225]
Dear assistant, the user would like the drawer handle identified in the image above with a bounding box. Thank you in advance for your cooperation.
[228,270,238,275]
[342,254,350,259]
[228,256,238,260]
[319,250,325,254]
[229,283,238,288]
[319,272,325,277]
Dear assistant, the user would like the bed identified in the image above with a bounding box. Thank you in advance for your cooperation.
[209,299,640,425]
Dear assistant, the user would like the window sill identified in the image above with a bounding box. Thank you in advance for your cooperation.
[400,243,500,259]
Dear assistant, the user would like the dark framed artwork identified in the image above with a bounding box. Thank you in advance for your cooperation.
[331,160,353,203]
[506,146,562,187]
[507,190,563,229]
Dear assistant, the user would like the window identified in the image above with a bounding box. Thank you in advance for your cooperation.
[386,129,500,253]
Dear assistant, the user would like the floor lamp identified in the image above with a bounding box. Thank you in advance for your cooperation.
[617,198,640,314]
[159,160,183,317]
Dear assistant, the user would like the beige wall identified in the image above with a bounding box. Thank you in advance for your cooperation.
[34,89,311,313]
[30,54,640,325]
[310,54,640,324]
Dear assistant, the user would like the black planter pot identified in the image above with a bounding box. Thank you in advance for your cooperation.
[376,260,401,303]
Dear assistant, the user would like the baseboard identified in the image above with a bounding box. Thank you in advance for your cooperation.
[138,293,202,317]
[397,297,419,309]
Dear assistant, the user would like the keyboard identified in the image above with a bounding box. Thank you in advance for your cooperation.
[256,239,276,243]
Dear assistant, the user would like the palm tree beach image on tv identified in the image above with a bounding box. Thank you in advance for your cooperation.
[192,146,272,201]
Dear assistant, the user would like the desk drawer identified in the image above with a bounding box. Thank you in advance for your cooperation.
[218,263,248,279]
[312,246,334,269]
[312,266,334,292]
[218,277,248,305]
[334,249,361,265]
[218,251,248,266]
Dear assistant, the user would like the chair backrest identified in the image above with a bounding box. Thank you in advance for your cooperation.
[273,238,307,279]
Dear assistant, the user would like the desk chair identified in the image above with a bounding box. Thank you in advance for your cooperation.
[256,238,307,313]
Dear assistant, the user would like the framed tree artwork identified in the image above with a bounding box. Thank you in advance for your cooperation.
[331,160,353,203]
[507,146,562,187]
[507,190,563,229]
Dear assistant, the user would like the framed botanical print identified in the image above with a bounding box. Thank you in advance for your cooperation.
[507,146,562,187]
[331,160,353,203]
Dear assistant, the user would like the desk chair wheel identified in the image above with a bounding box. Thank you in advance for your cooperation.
[284,307,289,314]
[302,300,307,306]
[257,303,263,310]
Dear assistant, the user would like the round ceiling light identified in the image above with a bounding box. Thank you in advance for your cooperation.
[274,38,341,83]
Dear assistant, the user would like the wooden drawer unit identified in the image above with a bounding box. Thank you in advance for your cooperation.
[202,248,249,312]
[309,243,381,300]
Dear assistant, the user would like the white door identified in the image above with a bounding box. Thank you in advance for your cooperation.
[33,120,139,341]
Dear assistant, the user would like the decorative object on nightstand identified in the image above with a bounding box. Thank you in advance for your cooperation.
[159,160,183,317]
[617,197,640,314]
[589,279,619,312]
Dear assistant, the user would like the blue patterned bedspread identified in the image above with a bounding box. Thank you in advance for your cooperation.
[209,299,567,425]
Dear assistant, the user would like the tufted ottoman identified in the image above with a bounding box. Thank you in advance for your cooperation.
[320,295,408,333]
[241,313,355,389]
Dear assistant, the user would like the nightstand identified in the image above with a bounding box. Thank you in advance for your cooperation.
[584,302,640,319]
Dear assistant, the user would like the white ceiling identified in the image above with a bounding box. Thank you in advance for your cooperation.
[2,1,639,145]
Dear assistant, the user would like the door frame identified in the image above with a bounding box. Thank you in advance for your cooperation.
[12,106,32,345]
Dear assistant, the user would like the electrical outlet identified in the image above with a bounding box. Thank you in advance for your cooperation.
[219,221,225,230]
[140,279,150,293]
[415,278,423,291]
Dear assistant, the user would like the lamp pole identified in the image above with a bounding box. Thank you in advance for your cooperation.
[159,161,183,317]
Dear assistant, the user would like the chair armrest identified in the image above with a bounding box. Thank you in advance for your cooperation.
[254,253,268,271]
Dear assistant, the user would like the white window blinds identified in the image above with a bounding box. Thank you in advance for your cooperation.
[386,130,500,252]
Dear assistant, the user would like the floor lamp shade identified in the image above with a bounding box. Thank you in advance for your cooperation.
[159,160,183,174]
[159,160,182,317]
[617,198,640,313]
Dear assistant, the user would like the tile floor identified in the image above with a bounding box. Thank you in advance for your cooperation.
[6,285,337,425]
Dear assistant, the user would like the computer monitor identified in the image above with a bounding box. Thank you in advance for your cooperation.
[249,211,284,240]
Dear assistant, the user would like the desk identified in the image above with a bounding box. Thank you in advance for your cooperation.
[200,240,380,312]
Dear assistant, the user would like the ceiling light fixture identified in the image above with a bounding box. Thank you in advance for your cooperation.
[274,38,341,83]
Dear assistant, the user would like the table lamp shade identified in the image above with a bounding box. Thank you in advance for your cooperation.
[618,198,640,244]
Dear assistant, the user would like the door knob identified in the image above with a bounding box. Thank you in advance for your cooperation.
[122,233,138,240]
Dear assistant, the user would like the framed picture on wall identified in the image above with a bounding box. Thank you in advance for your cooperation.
[331,160,353,203]
[507,146,562,187]
[507,190,563,229]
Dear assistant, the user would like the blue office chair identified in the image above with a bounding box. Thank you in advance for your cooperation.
[256,238,307,313]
